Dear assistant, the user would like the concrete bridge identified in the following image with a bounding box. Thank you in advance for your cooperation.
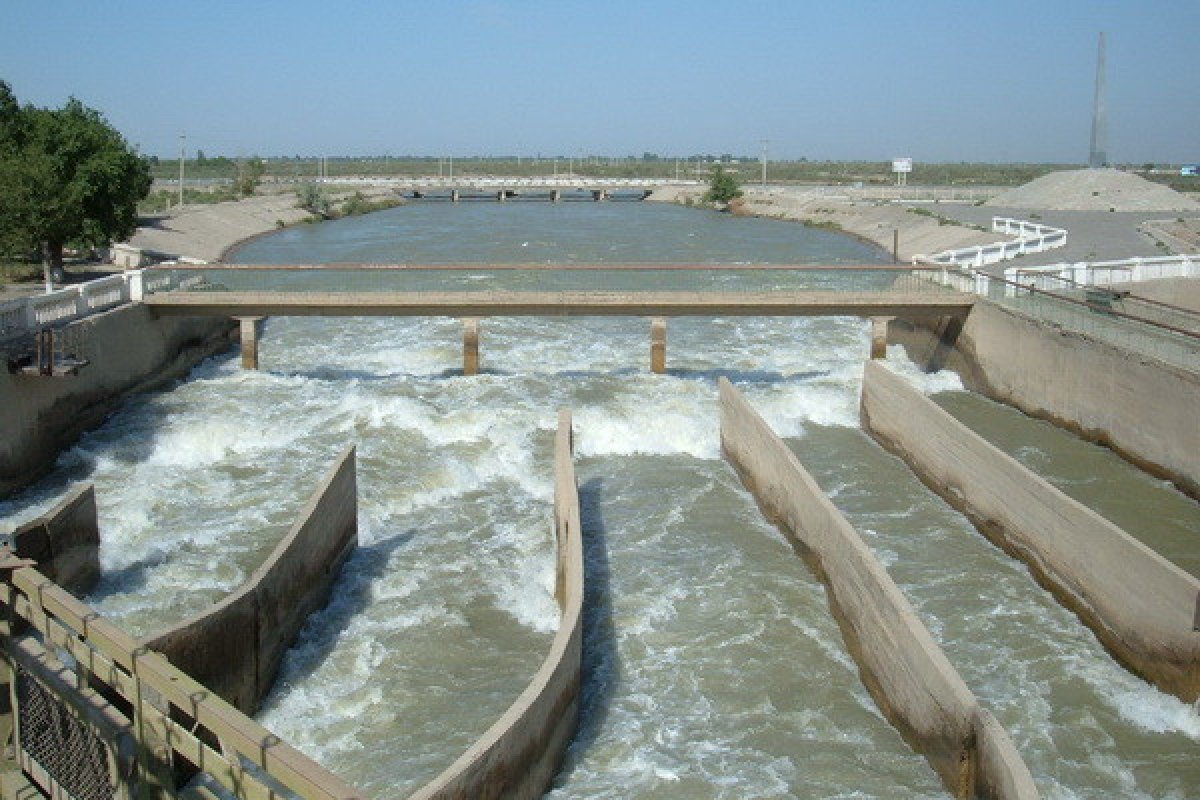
[316,176,698,202]
[140,264,974,373]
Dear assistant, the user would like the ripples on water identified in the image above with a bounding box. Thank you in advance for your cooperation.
[1,203,1196,797]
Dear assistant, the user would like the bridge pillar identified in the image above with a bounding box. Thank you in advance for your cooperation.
[463,317,480,375]
[870,316,892,359]
[592,189,607,202]
[550,189,561,203]
[650,317,667,374]
[451,189,460,204]
[238,317,264,369]
[497,190,506,203]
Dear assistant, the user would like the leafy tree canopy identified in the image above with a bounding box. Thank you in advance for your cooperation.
[0,80,151,282]
[703,165,743,207]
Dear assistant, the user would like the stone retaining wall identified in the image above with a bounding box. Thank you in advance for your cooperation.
[0,304,235,500]
[861,360,1200,702]
[719,377,1037,799]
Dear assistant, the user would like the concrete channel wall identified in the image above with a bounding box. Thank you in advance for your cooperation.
[0,304,234,500]
[8,483,100,596]
[718,378,1038,800]
[860,360,1200,703]
[142,447,358,715]
[410,410,584,800]
[891,300,1200,500]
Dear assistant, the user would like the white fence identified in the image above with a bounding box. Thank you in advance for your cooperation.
[0,269,193,341]
[914,217,1068,268]
[1003,254,1200,290]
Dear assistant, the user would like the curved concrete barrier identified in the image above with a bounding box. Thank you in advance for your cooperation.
[719,378,1038,799]
[409,409,584,800]
[142,446,358,714]
[8,483,99,596]
[891,301,1200,500]
[861,360,1200,703]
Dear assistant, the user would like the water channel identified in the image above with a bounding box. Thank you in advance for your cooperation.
[2,202,1196,798]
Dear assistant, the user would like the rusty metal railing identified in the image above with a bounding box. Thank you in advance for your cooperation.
[0,555,364,800]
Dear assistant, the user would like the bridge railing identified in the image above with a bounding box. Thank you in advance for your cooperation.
[919,266,1200,371]
[137,263,968,296]
[914,217,1067,268]
[1003,253,1199,289]
[0,557,363,800]
[0,270,211,342]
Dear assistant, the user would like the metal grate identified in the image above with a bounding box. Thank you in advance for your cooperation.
[16,665,115,800]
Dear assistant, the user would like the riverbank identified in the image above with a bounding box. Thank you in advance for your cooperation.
[647,185,1005,262]
[127,187,401,264]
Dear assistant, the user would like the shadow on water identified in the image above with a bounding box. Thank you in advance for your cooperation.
[553,476,618,785]
[263,530,415,692]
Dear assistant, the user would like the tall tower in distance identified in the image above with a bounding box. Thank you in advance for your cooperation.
[1088,32,1108,168]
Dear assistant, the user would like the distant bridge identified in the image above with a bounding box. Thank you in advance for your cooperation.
[308,176,700,202]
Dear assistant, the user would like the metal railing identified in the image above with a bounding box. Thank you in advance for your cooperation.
[0,559,363,800]
[138,263,969,296]
[1004,254,1199,289]
[918,267,1200,372]
[914,217,1068,268]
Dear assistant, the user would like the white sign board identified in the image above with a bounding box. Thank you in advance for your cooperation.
[892,157,913,173]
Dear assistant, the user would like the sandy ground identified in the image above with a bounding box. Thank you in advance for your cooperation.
[985,168,1200,212]
[648,185,1004,262]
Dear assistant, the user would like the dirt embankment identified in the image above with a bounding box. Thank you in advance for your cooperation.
[127,187,400,263]
[648,186,1004,262]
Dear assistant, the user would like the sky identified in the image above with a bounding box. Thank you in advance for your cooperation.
[2,1,1198,164]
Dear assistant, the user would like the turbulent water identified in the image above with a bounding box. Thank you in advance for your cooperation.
[2,202,1196,798]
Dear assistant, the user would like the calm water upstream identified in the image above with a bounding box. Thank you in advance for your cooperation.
[2,202,1196,798]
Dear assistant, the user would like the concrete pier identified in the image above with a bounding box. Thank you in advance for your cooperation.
[550,189,561,203]
[463,317,480,376]
[650,317,667,373]
[238,316,264,369]
[870,316,891,359]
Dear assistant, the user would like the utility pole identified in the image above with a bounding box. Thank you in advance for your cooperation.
[1088,32,1108,168]
[760,139,768,188]
[178,133,186,208]
[448,155,453,180]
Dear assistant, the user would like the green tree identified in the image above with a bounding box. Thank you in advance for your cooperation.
[0,81,151,286]
[235,157,265,196]
[296,182,331,218]
[703,165,743,206]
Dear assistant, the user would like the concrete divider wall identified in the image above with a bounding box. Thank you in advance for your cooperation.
[142,446,358,714]
[410,409,584,800]
[9,483,100,596]
[892,300,1200,499]
[718,378,1038,800]
[0,304,235,500]
[860,360,1200,702]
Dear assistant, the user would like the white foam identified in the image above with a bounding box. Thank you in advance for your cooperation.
[884,345,965,393]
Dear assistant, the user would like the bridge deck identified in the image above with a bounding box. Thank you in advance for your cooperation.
[143,290,975,319]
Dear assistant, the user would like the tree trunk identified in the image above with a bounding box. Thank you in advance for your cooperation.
[41,240,65,290]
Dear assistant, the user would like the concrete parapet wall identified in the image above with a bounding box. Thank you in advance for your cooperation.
[142,447,358,714]
[410,409,583,800]
[893,301,1200,499]
[8,484,100,596]
[0,304,235,500]
[860,360,1200,702]
[718,377,1037,799]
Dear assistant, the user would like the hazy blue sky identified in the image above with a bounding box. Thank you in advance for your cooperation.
[2,1,1197,163]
